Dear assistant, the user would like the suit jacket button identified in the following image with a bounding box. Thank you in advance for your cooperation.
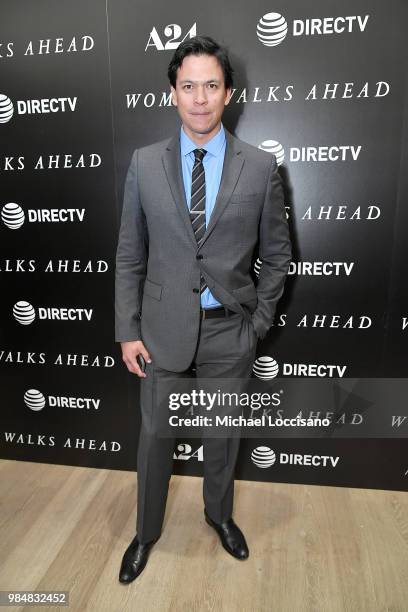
[196,254,203,260]
[192,288,199,293]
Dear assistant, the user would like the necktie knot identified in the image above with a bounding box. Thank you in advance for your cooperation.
[194,148,206,163]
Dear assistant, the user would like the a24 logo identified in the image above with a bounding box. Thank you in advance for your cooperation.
[173,443,203,462]
[145,23,197,51]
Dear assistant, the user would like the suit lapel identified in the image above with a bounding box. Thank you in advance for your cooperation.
[198,128,244,249]
[162,133,197,247]
[161,127,245,250]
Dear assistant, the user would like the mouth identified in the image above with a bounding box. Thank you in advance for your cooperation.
[190,112,211,116]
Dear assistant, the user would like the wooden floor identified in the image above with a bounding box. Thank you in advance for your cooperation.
[0,460,407,611]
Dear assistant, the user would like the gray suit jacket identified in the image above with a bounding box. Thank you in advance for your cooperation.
[115,127,292,371]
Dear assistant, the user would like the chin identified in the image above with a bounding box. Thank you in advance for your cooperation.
[195,126,213,135]
[192,122,216,135]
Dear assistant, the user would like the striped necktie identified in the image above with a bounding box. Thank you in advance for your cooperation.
[190,148,207,293]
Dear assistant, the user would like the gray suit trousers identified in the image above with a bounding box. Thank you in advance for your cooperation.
[136,310,257,543]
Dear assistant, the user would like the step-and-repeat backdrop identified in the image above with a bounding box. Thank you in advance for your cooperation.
[1,0,407,491]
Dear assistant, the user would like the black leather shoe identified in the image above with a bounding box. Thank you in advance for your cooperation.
[204,509,249,560]
[118,534,158,584]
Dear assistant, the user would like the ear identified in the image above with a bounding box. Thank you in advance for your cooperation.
[170,85,177,106]
[224,87,232,106]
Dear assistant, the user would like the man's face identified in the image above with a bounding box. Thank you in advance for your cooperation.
[170,53,232,144]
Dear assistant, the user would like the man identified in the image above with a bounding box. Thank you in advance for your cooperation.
[115,35,292,583]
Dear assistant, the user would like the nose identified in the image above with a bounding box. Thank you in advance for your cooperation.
[194,85,208,105]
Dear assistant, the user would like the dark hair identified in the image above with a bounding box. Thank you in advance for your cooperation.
[167,35,234,90]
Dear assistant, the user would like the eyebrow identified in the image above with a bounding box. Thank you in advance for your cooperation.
[179,79,221,85]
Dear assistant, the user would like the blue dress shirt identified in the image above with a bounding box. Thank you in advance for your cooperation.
[180,123,226,308]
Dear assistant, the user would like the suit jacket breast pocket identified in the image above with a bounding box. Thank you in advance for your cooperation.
[224,195,262,245]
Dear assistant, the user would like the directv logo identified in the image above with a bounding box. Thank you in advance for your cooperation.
[24,389,100,410]
[251,446,340,468]
[1,203,85,228]
[13,301,93,323]
[253,356,347,378]
[258,140,361,164]
[0,93,77,124]
[257,12,370,47]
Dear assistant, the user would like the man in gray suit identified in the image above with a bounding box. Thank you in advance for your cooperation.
[115,35,292,583]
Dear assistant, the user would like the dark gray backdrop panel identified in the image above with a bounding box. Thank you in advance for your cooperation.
[0,0,131,470]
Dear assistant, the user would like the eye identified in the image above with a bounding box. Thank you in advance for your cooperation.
[183,84,192,90]
[208,83,217,89]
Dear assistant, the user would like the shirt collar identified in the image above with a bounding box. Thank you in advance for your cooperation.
[180,123,225,159]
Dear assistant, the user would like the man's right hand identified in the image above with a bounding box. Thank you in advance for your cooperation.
[120,340,152,378]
